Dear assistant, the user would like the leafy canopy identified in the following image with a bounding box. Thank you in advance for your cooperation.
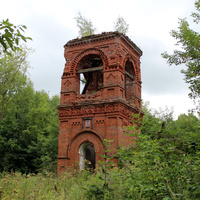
[0,21,58,173]
[0,19,32,54]
[162,0,200,99]
[0,47,59,172]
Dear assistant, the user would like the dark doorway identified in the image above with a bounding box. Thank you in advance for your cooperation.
[85,144,95,170]
[79,142,96,170]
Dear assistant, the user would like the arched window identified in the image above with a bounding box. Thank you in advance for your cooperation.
[76,55,103,94]
[125,59,135,99]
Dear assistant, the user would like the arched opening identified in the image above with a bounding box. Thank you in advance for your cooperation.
[79,142,96,170]
[76,54,103,94]
[125,60,135,99]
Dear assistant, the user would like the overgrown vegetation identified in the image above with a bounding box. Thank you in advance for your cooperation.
[113,16,129,34]
[0,105,199,199]
[74,12,97,37]
[0,42,199,198]
[0,1,199,199]
[75,12,129,37]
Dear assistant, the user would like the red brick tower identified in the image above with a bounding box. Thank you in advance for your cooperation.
[57,32,142,174]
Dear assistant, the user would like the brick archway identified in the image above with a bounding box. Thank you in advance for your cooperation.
[68,131,104,168]
[71,48,109,73]
[123,54,139,81]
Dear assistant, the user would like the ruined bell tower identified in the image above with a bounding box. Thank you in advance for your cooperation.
[57,32,142,174]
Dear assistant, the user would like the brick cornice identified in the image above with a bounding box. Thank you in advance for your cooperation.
[64,32,142,57]
[58,100,139,119]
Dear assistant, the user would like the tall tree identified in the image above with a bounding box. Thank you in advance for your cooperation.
[0,86,59,173]
[162,0,200,99]
[74,12,96,37]
[0,19,32,122]
[0,46,31,123]
[113,16,129,34]
[0,19,59,173]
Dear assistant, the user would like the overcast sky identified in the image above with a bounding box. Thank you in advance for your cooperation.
[1,0,197,119]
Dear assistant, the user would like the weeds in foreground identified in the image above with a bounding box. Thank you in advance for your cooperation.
[0,170,101,200]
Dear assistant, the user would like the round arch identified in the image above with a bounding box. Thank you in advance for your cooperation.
[68,131,104,169]
[123,54,139,81]
[71,48,109,73]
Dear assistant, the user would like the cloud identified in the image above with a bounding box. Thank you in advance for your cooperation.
[138,36,188,96]
[0,0,196,117]
[142,92,194,119]
[24,14,75,96]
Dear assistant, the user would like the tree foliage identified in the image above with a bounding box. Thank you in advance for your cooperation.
[113,16,129,34]
[162,0,200,99]
[75,13,129,37]
[0,19,58,174]
[0,101,199,199]
[0,19,32,54]
[83,104,200,199]
[0,84,59,173]
[0,47,59,173]
[0,46,31,123]
[74,12,96,37]
[117,108,200,199]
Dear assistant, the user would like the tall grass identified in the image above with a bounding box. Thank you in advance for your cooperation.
[0,170,103,200]
[0,164,199,200]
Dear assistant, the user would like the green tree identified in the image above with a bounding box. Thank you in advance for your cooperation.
[162,0,200,99]
[116,106,200,199]
[0,80,35,172]
[172,113,200,152]
[113,16,129,34]
[0,46,31,123]
[0,19,32,54]
[74,12,96,37]
[0,47,59,173]
[0,20,59,174]
[0,85,59,173]
[26,91,59,172]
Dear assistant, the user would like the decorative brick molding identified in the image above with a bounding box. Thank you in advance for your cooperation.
[58,101,136,119]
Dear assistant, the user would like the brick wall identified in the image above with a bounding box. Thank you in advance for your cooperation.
[58,32,143,175]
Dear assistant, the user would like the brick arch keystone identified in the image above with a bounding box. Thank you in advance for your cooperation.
[70,48,109,73]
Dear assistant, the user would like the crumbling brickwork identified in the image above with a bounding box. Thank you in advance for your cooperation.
[57,32,143,174]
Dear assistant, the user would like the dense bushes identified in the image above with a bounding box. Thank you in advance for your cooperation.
[85,108,200,199]
[0,106,199,199]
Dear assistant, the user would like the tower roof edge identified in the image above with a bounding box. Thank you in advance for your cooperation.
[64,31,143,56]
